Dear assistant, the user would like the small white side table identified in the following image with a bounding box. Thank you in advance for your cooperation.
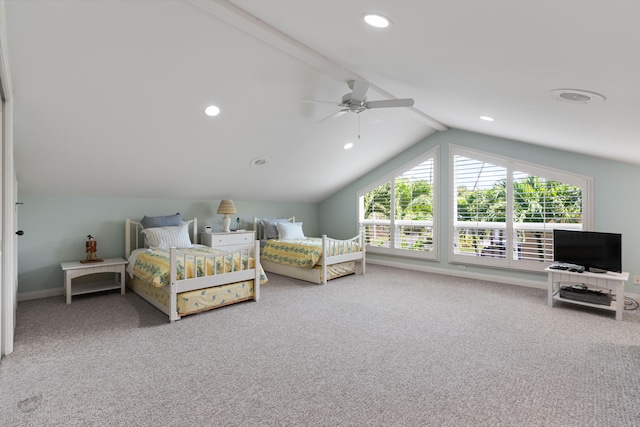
[60,258,128,304]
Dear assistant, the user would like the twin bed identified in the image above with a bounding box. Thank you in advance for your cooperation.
[125,217,265,322]
[124,215,365,322]
[254,217,366,285]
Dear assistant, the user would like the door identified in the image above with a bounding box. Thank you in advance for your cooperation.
[0,8,14,357]
[0,99,18,356]
[0,92,3,356]
[1,87,16,357]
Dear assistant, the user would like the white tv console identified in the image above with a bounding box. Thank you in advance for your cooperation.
[546,266,629,321]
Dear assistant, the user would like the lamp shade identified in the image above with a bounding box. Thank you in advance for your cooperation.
[217,199,237,215]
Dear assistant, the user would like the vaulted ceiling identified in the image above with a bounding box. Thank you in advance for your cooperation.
[6,0,640,202]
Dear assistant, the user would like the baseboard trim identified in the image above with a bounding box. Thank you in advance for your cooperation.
[366,258,547,289]
[624,291,640,303]
[18,287,64,302]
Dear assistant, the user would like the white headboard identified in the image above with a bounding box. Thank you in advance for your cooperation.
[125,218,198,259]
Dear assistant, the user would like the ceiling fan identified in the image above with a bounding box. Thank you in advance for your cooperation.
[305,79,415,123]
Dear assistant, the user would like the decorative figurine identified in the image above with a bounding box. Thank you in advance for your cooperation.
[82,235,103,263]
[236,217,241,231]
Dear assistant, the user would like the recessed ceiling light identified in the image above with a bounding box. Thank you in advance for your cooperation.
[250,157,270,167]
[204,105,220,117]
[344,142,354,150]
[548,89,606,104]
[363,13,391,28]
[480,116,495,122]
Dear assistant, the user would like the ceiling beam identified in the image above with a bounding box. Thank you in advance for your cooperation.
[186,0,448,132]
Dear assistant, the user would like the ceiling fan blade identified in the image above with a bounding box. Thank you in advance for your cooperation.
[364,98,415,109]
[301,99,338,105]
[349,79,369,102]
[319,109,348,123]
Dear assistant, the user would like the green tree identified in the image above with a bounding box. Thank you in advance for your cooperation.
[395,178,433,220]
[513,176,582,223]
[364,182,391,220]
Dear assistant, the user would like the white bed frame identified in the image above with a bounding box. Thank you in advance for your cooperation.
[253,217,365,285]
[125,218,261,322]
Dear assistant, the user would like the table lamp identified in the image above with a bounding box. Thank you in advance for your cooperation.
[217,199,237,232]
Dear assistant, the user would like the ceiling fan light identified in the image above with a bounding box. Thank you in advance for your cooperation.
[363,13,391,28]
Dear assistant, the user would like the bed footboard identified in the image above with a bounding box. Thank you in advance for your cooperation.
[167,241,261,322]
[321,233,366,285]
[126,217,262,322]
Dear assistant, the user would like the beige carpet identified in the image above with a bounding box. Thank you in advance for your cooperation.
[2,264,640,426]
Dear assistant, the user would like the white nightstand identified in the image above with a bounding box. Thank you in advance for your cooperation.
[60,258,128,304]
[200,231,255,251]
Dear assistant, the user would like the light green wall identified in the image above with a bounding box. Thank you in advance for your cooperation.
[319,128,640,291]
[17,197,317,294]
[19,128,640,296]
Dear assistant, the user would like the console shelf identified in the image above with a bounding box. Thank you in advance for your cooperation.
[546,267,629,320]
[552,291,617,312]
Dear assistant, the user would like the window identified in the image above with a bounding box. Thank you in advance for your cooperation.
[451,145,592,271]
[358,148,438,259]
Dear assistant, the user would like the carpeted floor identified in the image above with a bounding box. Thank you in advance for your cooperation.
[2,264,640,426]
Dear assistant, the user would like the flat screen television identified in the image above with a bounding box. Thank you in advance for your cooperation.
[553,230,622,273]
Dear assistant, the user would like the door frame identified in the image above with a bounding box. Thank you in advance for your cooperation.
[0,0,16,357]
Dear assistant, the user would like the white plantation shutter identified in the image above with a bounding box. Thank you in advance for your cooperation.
[451,145,591,271]
[363,181,392,249]
[394,158,435,252]
[453,154,507,260]
[513,172,583,264]
[358,148,438,259]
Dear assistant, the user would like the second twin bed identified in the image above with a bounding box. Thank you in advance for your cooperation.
[254,217,365,285]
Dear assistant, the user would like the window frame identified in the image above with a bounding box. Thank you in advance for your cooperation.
[358,147,439,260]
[449,144,593,272]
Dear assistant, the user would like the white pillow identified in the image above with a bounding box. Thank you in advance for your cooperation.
[276,222,305,240]
[142,223,193,249]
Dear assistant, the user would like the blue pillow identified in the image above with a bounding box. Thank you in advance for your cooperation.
[141,213,182,229]
[260,218,289,239]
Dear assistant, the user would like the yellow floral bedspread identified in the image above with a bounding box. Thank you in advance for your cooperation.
[261,238,361,269]
[130,276,255,315]
[132,246,268,288]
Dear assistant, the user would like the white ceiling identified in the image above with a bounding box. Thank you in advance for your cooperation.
[6,0,640,203]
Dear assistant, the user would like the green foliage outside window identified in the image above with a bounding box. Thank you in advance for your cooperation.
[363,178,434,251]
[457,176,582,224]
[455,175,582,257]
